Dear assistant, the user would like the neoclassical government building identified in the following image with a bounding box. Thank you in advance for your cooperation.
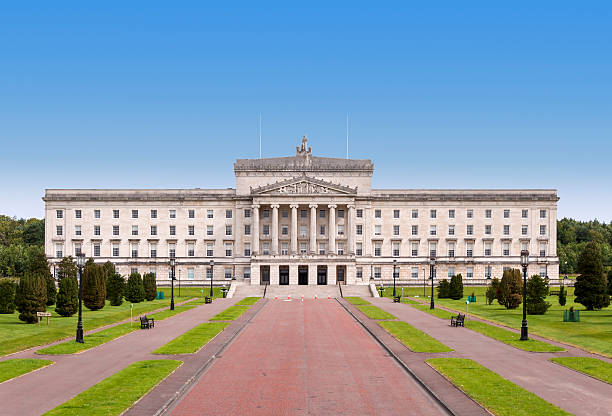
[44,137,559,285]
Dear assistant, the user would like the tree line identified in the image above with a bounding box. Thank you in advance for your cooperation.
[557,218,612,274]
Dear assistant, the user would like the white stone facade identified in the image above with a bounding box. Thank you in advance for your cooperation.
[44,137,559,285]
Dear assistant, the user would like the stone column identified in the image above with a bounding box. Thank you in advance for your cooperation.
[347,204,355,255]
[309,204,318,254]
[271,204,279,255]
[328,204,337,254]
[252,204,260,255]
[290,204,299,255]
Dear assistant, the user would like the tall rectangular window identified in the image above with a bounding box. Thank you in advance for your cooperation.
[226,210,233,219]
[522,225,528,235]
[56,210,63,219]
[299,242,307,254]
[392,242,400,257]
[150,243,157,258]
[540,225,546,235]
[132,225,138,236]
[226,225,232,236]
[263,225,270,235]
[356,224,363,235]
[188,268,194,279]
[466,242,473,257]
[411,209,418,218]
[448,242,455,257]
[319,209,326,218]
[113,209,119,218]
[318,242,326,255]
[112,244,119,257]
[430,209,437,218]
[244,224,251,235]
[320,225,326,235]
[94,225,100,236]
[113,225,119,235]
[338,209,344,218]
[503,242,510,256]
[206,243,213,257]
[207,225,213,235]
[448,209,455,219]
[132,209,138,219]
[131,243,138,258]
[430,225,436,236]
[539,242,547,257]
[337,242,344,255]
[411,242,418,257]
[374,225,381,235]
[356,267,363,279]
[169,243,176,258]
[356,209,363,218]
[55,243,63,258]
[151,209,157,218]
[522,209,528,218]
[75,225,81,236]
[411,268,418,278]
[374,267,381,279]
[300,209,307,218]
[484,242,492,256]
[207,209,214,218]
[151,225,157,235]
[188,243,195,257]
[169,225,176,236]
[411,225,418,235]
[466,225,473,235]
[374,242,382,257]
[244,243,251,256]
[244,209,251,218]
[188,225,195,235]
[503,225,510,235]
[467,267,474,278]
[393,209,400,218]
[374,210,381,218]
[337,224,344,235]
[393,225,400,235]
[540,209,547,218]
[300,225,307,237]
[243,267,251,279]
[467,209,473,219]
[448,267,455,278]
[94,209,100,219]
[225,243,233,256]
[356,242,363,256]
[169,210,176,219]
[93,243,100,257]
[75,209,82,219]
[429,242,437,257]
[504,209,510,218]
[281,242,289,255]
[485,209,492,218]
[448,225,455,235]
[485,225,492,235]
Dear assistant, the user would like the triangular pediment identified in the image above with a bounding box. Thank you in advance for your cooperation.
[250,175,357,195]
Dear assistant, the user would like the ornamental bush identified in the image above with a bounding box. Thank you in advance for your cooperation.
[26,249,56,306]
[143,272,157,301]
[526,274,551,315]
[16,274,47,323]
[437,279,450,299]
[106,272,125,306]
[55,273,78,317]
[103,261,115,299]
[0,279,16,313]
[558,285,567,306]
[497,268,522,309]
[125,272,145,303]
[82,260,106,311]
[449,274,464,300]
[574,242,610,310]
[486,277,500,305]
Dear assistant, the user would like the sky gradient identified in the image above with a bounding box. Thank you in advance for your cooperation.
[1,3,610,221]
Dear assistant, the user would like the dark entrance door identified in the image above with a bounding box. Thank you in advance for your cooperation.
[260,266,270,285]
[298,266,308,285]
[337,267,346,285]
[279,266,289,285]
[317,266,327,285]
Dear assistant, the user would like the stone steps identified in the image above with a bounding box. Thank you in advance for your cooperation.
[233,284,372,299]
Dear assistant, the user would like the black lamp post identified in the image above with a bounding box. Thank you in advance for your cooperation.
[209,259,214,298]
[393,259,397,297]
[178,269,181,297]
[75,252,85,343]
[429,256,436,310]
[170,254,175,311]
[422,268,426,297]
[520,249,529,341]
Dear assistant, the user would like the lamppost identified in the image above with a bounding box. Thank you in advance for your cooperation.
[178,269,181,297]
[422,268,426,297]
[430,256,436,310]
[520,249,529,341]
[169,254,176,311]
[393,259,397,297]
[75,252,85,343]
[209,259,215,298]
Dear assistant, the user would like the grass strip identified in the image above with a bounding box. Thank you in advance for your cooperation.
[0,358,53,383]
[209,305,251,321]
[43,360,181,416]
[355,305,397,320]
[427,358,570,416]
[379,321,452,352]
[411,303,456,319]
[37,323,136,355]
[149,304,196,321]
[345,296,370,305]
[236,297,260,306]
[551,357,612,384]
[153,322,229,354]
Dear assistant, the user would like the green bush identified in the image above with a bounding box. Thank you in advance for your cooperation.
[83,260,106,311]
[497,269,522,309]
[142,273,157,301]
[486,277,500,305]
[0,279,17,313]
[449,274,464,300]
[607,270,612,296]
[106,273,125,306]
[103,261,115,299]
[558,285,567,306]
[55,273,78,317]
[45,275,56,306]
[125,272,145,303]
[526,275,551,315]
[437,279,450,298]
[574,242,610,310]
[26,249,56,306]
[16,274,47,323]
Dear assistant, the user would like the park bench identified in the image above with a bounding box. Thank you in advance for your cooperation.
[37,312,51,325]
[139,315,155,329]
[450,313,465,327]
[393,295,401,303]
[205,297,212,304]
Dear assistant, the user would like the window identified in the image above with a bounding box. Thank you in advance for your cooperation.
[540,209,547,219]
[244,243,251,256]
[319,209,326,218]
[448,225,455,235]
[485,265,492,278]
[94,225,100,236]
[281,242,289,255]
[169,225,176,236]
[393,209,400,218]
[430,225,436,236]
[75,209,82,219]
[243,268,251,279]
[75,225,81,236]
[263,243,270,255]
[132,268,138,276]
[393,225,400,236]
[356,242,363,256]
[467,209,473,219]
[132,225,138,236]
[300,225,307,237]
[411,225,418,235]
[263,209,270,218]
[504,209,510,218]
[374,225,382,235]
[300,242,307,254]
[188,209,195,219]
[319,242,326,255]
[150,243,157,258]
[113,225,119,235]
[430,209,437,219]
[374,242,382,257]
[132,209,138,219]
[300,209,307,218]
[337,242,344,255]
[169,210,176,219]
[392,242,400,257]
[484,242,492,256]
[540,225,546,235]
[94,209,100,219]
[485,225,492,235]
[539,242,547,257]
[411,267,419,278]
[448,209,455,219]
[207,209,214,218]
[55,243,63,258]
[411,242,418,257]
[429,242,437,257]
[356,224,363,235]
[151,209,157,218]
[281,210,288,218]
[206,268,213,279]
[93,243,100,257]
[411,209,418,218]
[131,243,138,258]
[113,209,119,218]
[206,243,213,257]
[466,242,473,257]
[374,267,381,279]
[244,224,251,235]
[338,209,344,218]
[226,210,232,219]
[225,268,232,279]
[168,243,176,258]
[149,225,156,236]
[338,225,344,235]
[356,209,363,218]
[522,225,528,235]
[226,225,232,236]
[320,225,326,235]
[112,243,119,257]
[188,225,195,236]
[188,268,195,280]
[521,241,528,251]
[244,209,251,218]
[225,243,232,257]
[374,209,381,218]
[540,266,547,277]
[503,242,510,256]
[503,225,510,235]
[522,209,528,218]
[356,267,363,279]
[448,242,455,257]
[188,243,195,257]
[448,267,455,278]
[207,225,213,236]
[485,209,492,219]
[467,267,474,278]
[56,210,63,219]
[466,225,473,235]
[263,225,270,235]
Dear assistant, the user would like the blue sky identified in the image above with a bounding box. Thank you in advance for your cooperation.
[1,2,610,221]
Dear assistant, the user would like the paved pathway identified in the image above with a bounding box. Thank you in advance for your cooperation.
[370,297,612,416]
[171,299,447,416]
[0,298,239,416]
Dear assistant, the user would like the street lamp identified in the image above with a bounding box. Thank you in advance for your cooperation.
[75,252,85,343]
[209,259,215,298]
[169,255,176,311]
[429,256,436,310]
[422,268,426,297]
[393,259,397,297]
[520,249,529,341]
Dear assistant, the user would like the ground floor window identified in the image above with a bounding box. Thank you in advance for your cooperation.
[243,267,251,279]
[374,267,381,279]
[356,267,362,279]
[188,267,194,279]
[225,267,232,279]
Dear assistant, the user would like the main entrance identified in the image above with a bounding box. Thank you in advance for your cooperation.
[337,266,346,285]
[298,266,308,285]
[279,266,289,285]
[317,266,327,285]
[260,266,270,285]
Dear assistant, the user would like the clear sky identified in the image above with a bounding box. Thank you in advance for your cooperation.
[1,2,610,221]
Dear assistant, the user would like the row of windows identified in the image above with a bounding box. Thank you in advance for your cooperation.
[362,241,547,258]
[57,209,235,220]
[117,267,248,280]
[367,208,547,219]
[359,264,550,279]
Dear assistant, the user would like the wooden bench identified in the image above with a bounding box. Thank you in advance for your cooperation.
[393,295,402,303]
[450,313,465,327]
[139,315,155,329]
[37,312,51,325]
[204,297,212,304]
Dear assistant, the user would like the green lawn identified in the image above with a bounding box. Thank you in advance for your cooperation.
[153,322,229,354]
[37,323,136,355]
[345,296,371,305]
[158,286,227,300]
[43,360,182,416]
[551,357,612,384]
[411,303,456,319]
[379,321,452,352]
[148,304,196,321]
[0,299,177,357]
[427,358,570,416]
[235,297,260,306]
[209,305,252,321]
[355,305,397,320]
[0,358,53,383]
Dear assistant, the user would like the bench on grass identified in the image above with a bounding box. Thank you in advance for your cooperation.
[140,315,155,329]
[393,295,402,303]
[37,312,51,325]
[450,313,465,327]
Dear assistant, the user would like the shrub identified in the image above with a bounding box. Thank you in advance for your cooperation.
[125,272,145,303]
[44,275,56,306]
[558,285,567,306]
[448,274,464,300]
[437,279,450,298]
[497,268,522,309]
[143,273,157,301]
[0,279,17,313]
[526,274,551,315]
[106,272,125,306]
[103,261,115,299]
[574,242,610,310]
[57,256,77,281]
[16,274,47,323]
[55,273,78,317]
[607,269,612,296]
[486,277,500,305]
[26,249,56,306]
[82,260,106,311]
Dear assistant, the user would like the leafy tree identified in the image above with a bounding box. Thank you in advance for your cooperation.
[607,270,612,296]
[82,260,106,311]
[106,272,125,306]
[558,285,567,306]
[486,277,500,305]
[125,272,145,303]
[448,274,464,300]
[143,272,157,301]
[437,279,450,299]
[25,249,56,306]
[574,242,610,310]
[0,279,16,313]
[497,268,523,309]
[15,274,46,323]
[55,272,78,317]
[526,275,551,314]
[22,219,44,246]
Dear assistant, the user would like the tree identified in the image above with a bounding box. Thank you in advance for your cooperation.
[82,260,106,311]
[57,256,77,281]
[448,274,464,300]
[103,261,115,299]
[0,279,16,313]
[526,275,551,314]
[558,285,567,306]
[143,272,157,301]
[55,272,78,317]
[22,219,44,246]
[437,279,450,299]
[497,269,522,309]
[125,272,145,303]
[25,248,55,306]
[607,270,612,296]
[106,273,125,306]
[574,242,610,310]
[486,277,500,305]
[15,274,46,323]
